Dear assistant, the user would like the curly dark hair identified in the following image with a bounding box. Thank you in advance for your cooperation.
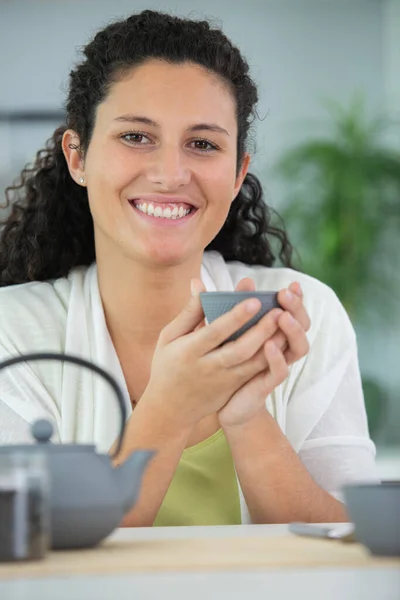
[0,9,295,286]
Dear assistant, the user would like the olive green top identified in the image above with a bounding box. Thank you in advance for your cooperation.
[154,428,241,526]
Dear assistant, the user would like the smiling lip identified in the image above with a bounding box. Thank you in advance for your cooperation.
[128,194,198,211]
[128,195,198,226]
[129,203,197,226]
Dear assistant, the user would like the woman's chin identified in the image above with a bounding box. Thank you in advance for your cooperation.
[135,245,193,268]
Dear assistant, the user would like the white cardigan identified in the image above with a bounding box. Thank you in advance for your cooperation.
[0,251,379,523]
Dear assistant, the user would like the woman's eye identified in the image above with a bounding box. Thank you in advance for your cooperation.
[120,133,217,152]
[121,132,151,145]
[190,139,218,152]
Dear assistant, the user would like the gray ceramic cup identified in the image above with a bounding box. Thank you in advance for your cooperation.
[199,291,280,343]
[342,481,400,557]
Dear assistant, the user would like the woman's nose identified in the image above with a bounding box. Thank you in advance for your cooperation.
[146,146,191,190]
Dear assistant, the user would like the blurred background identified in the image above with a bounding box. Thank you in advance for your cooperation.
[0,0,399,475]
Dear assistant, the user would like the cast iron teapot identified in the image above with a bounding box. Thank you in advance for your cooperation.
[0,352,156,550]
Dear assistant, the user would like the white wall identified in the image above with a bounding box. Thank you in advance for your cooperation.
[383,0,400,114]
[0,0,384,174]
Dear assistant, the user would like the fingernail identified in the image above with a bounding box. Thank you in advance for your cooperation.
[293,283,302,297]
[285,290,294,301]
[246,299,260,313]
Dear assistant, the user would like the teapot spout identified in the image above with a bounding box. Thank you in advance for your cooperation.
[115,450,156,512]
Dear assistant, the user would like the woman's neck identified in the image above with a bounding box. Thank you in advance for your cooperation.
[96,249,203,351]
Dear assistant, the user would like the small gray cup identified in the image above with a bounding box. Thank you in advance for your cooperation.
[200,291,280,343]
[342,481,400,557]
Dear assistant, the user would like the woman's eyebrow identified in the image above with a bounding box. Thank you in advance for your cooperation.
[190,123,230,136]
[114,114,229,136]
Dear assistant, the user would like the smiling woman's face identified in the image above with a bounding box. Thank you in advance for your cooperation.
[72,59,250,267]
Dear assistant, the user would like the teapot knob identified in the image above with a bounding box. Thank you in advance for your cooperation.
[31,419,54,444]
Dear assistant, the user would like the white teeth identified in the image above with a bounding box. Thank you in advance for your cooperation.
[133,201,192,220]
[163,207,172,218]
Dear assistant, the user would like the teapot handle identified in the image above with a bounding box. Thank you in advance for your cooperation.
[0,352,127,457]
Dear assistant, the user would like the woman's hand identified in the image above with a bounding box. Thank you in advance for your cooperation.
[218,278,311,429]
[142,279,283,430]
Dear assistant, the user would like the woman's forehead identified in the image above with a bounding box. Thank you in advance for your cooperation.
[98,60,237,129]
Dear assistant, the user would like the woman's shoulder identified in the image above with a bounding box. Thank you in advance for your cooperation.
[0,264,93,352]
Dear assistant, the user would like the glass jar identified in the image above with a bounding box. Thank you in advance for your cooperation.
[0,450,50,561]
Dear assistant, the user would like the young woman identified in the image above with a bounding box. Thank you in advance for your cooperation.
[0,10,378,527]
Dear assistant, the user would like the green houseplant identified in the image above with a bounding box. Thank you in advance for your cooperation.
[274,94,400,437]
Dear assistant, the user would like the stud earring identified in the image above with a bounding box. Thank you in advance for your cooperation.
[79,177,85,184]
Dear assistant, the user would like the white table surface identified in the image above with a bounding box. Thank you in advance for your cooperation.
[1,524,399,600]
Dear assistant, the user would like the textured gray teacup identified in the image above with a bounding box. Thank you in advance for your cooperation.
[342,481,400,557]
[199,291,280,343]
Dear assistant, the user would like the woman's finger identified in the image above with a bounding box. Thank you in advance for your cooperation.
[269,329,288,353]
[228,344,269,383]
[235,341,289,401]
[235,277,256,292]
[262,341,289,391]
[277,284,311,332]
[210,308,282,368]
[160,278,206,343]
[276,311,309,365]
[189,295,262,355]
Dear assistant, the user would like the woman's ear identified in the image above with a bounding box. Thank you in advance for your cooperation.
[233,152,251,199]
[61,130,86,186]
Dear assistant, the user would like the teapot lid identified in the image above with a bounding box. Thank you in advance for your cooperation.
[0,419,95,454]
